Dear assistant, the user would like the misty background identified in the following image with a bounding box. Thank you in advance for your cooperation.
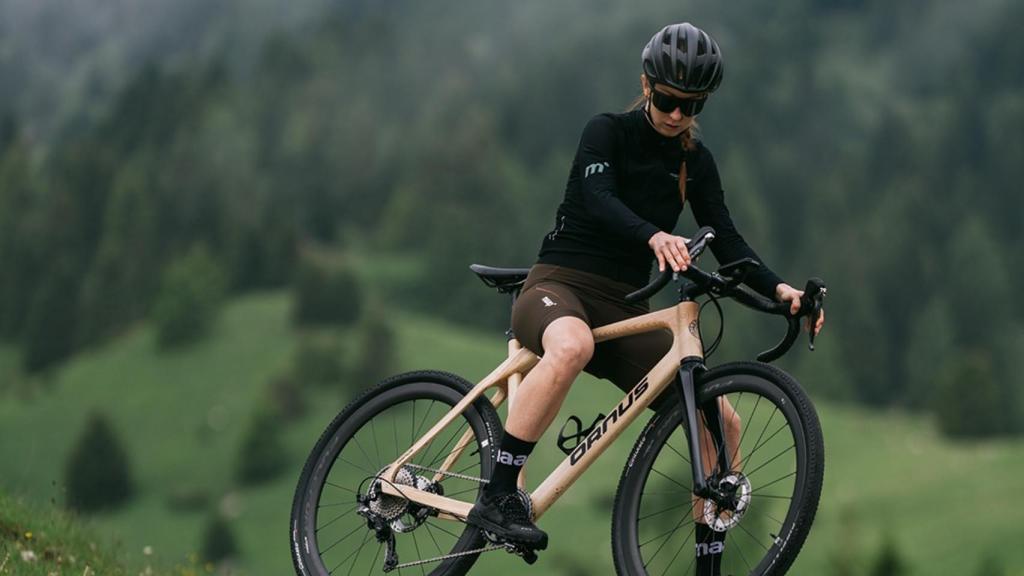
[0,0,1022,574]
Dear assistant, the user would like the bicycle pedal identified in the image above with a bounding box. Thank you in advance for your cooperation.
[503,542,539,565]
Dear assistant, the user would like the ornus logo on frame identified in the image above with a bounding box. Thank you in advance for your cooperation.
[570,377,649,466]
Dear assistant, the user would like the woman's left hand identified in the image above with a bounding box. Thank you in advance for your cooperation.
[775,283,826,335]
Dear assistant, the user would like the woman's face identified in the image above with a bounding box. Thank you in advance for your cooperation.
[642,76,706,138]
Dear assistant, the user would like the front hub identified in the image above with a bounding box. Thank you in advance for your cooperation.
[702,472,752,532]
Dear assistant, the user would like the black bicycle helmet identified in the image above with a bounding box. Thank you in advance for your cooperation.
[642,23,724,94]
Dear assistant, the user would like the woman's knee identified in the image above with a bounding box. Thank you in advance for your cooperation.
[541,316,594,369]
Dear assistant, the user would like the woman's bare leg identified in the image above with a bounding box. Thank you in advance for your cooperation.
[505,316,593,442]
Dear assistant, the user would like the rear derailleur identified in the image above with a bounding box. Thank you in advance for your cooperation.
[356,466,445,572]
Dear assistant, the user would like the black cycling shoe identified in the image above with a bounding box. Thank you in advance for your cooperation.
[467,489,548,550]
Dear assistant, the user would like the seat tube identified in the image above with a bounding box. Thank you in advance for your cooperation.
[506,335,529,489]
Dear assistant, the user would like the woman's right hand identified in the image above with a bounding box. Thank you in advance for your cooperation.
[648,231,692,272]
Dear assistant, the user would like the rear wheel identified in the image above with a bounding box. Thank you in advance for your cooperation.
[612,361,824,575]
[291,370,502,575]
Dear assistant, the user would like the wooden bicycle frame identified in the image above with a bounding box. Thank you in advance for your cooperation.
[380,300,703,521]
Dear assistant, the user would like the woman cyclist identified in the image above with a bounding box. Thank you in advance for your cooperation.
[467,22,825,575]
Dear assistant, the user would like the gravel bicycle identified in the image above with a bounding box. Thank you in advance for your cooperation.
[291,226,827,575]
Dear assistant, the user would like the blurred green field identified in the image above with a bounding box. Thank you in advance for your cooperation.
[1,292,1022,575]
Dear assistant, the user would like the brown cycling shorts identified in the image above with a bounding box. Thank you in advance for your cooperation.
[511,263,679,412]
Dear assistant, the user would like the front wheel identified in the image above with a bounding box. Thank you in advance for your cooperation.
[612,361,824,576]
[291,370,502,576]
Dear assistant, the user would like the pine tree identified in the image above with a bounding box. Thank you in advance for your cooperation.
[352,311,397,389]
[200,514,239,564]
[64,411,134,512]
[235,408,288,485]
[152,243,227,349]
[291,247,361,327]
[869,536,910,576]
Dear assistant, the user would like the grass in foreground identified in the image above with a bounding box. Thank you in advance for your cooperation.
[0,489,128,575]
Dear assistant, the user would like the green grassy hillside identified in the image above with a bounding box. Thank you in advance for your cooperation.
[1,292,1023,575]
[0,490,128,575]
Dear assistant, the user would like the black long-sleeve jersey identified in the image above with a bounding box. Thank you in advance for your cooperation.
[537,108,784,296]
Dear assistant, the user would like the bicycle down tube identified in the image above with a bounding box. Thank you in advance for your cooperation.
[378,299,704,521]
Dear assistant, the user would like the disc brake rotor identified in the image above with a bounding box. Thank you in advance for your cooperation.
[703,472,752,532]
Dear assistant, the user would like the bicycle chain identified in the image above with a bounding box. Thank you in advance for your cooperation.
[403,463,490,485]
[390,544,506,571]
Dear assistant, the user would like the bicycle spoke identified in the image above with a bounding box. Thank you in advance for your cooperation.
[663,432,692,466]
[744,444,795,478]
[455,461,480,476]
[659,525,696,576]
[366,542,383,576]
[426,420,470,469]
[330,528,372,575]
[743,420,789,469]
[320,522,365,554]
[319,502,359,511]
[426,519,463,539]
[752,470,797,493]
[650,466,693,493]
[411,531,427,576]
[413,400,436,442]
[351,434,379,475]
[640,496,701,549]
[446,485,484,498]
[730,528,756,574]
[732,515,771,553]
[638,500,694,522]
[326,481,357,494]
[371,417,383,468]
[676,520,717,576]
[423,522,446,555]
[392,413,401,465]
[742,405,780,468]
[644,518,696,568]
[317,506,359,533]
[731,394,761,466]
[336,454,377,477]
[749,493,792,501]
[411,400,417,445]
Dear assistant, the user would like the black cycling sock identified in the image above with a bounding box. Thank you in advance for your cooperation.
[695,523,725,576]
[485,431,535,496]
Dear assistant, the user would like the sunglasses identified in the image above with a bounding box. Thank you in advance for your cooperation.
[650,90,708,116]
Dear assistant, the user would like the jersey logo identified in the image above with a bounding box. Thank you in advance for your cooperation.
[541,296,557,307]
[547,215,565,241]
[584,161,610,178]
